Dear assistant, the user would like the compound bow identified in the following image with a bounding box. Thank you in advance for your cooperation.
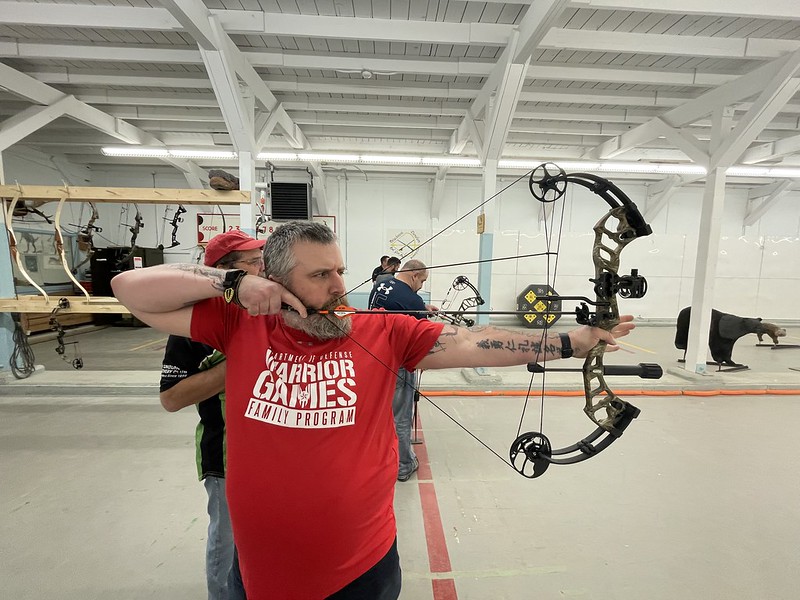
[437,276,485,327]
[162,204,186,249]
[70,201,102,273]
[507,162,660,477]
[116,204,144,267]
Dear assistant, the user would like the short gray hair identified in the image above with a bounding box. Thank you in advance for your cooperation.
[263,221,337,281]
[400,259,426,273]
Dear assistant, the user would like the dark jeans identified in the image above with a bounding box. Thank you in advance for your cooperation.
[227,547,246,600]
[326,538,401,600]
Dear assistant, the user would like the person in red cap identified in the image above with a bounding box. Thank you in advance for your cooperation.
[159,228,265,600]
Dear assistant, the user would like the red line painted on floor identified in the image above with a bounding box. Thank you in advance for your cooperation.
[413,416,458,600]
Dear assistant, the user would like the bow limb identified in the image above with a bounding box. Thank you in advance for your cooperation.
[54,192,91,301]
[3,188,50,301]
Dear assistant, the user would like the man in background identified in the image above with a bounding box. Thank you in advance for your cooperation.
[160,229,265,599]
[371,255,390,282]
[369,259,438,481]
[374,256,401,285]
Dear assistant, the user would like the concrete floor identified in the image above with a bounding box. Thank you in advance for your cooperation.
[2,324,800,599]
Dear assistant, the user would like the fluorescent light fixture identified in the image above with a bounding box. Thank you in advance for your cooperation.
[360,155,422,164]
[725,166,800,178]
[169,149,237,159]
[297,153,360,163]
[103,146,800,180]
[259,152,300,161]
[422,156,481,167]
[102,146,170,158]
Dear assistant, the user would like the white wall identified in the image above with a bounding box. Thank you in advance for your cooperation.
[5,153,799,322]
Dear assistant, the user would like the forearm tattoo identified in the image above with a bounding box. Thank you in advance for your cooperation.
[168,263,227,291]
[429,324,561,361]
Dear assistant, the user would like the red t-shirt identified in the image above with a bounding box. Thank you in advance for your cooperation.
[191,299,444,599]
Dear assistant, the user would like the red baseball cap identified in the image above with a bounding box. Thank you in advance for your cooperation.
[204,229,265,267]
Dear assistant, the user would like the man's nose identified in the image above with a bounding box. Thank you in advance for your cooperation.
[330,272,346,295]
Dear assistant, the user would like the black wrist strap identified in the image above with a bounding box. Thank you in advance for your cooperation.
[222,269,247,308]
[558,332,573,359]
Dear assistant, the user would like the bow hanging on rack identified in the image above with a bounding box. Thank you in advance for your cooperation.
[70,201,102,273]
[116,204,144,267]
[161,204,186,249]
[436,275,485,327]
[49,298,84,370]
[302,163,663,477]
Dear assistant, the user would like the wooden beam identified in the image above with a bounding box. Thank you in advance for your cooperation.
[0,185,249,205]
[0,296,130,314]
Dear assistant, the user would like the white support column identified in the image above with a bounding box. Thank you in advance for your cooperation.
[307,162,329,215]
[685,167,727,374]
[431,167,448,221]
[476,159,497,326]
[238,151,256,236]
[0,153,15,376]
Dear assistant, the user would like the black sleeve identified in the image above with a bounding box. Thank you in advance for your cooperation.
[159,335,215,393]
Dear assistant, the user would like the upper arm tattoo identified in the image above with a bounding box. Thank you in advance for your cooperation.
[428,324,459,355]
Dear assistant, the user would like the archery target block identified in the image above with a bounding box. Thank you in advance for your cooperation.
[516,284,561,328]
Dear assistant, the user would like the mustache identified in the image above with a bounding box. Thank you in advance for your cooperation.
[319,295,349,312]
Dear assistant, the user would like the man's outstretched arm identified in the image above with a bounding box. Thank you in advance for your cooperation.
[416,316,635,370]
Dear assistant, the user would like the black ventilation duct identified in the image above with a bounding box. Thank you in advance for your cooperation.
[270,182,311,221]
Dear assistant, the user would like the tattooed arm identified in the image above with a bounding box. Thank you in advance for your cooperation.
[416,317,635,370]
[111,264,305,337]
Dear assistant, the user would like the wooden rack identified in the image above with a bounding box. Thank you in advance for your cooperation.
[1,184,252,315]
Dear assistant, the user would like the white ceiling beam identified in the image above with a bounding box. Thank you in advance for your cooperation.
[654,120,710,166]
[711,49,800,168]
[471,0,568,119]
[0,62,206,186]
[75,90,218,108]
[540,28,800,60]
[0,4,510,44]
[247,14,510,45]
[742,131,800,163]
[18,68,800,116]
[748,180,792,200]
[198,15,256,153]
[1,40,743,85]
[453,0,568,157]
[663,51,799,127]
[574,0,800,20]
[744,180,793,226]
[158,0,306,150]
[3,3,799,47]
[0,95,74,151]
[586,51,800,160]
[483,31,530,161]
